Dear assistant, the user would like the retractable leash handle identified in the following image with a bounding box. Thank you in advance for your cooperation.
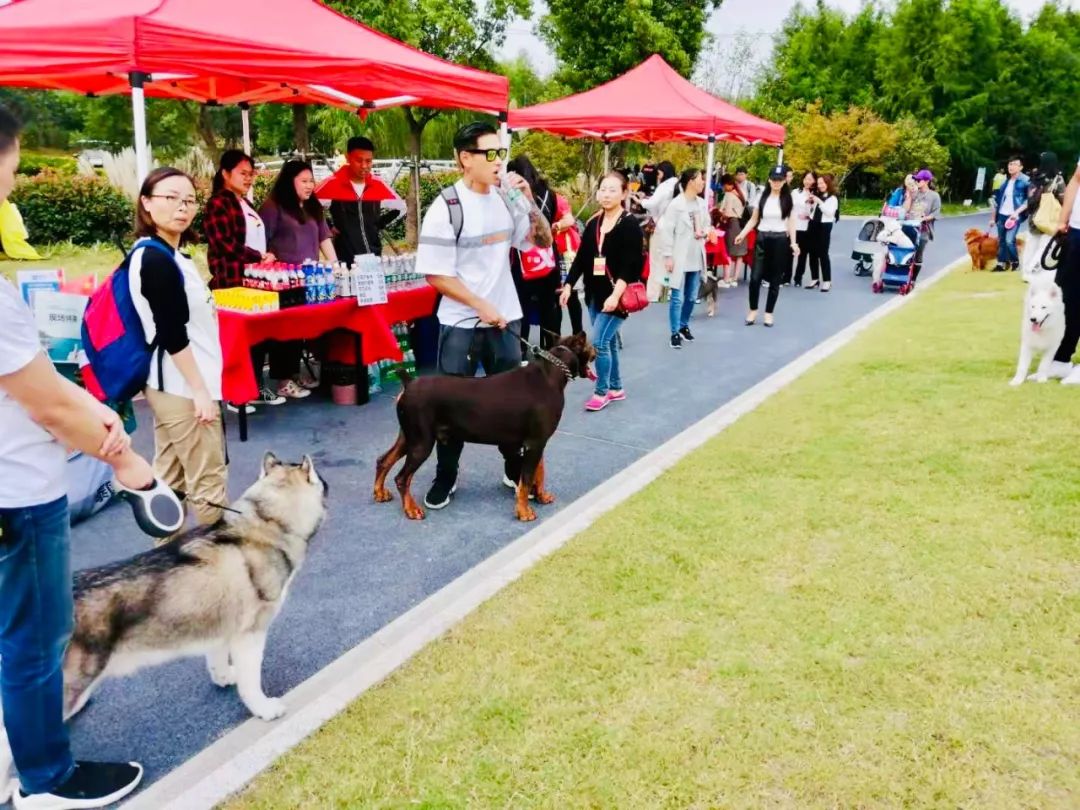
[114,478,185,538]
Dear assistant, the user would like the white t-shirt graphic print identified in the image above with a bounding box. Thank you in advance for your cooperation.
[416,180,532,327]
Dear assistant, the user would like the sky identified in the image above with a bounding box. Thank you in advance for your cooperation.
[499,0,1075,76]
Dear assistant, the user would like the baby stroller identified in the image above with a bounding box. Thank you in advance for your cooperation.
[871,219,920,295]
[851,217,888,277]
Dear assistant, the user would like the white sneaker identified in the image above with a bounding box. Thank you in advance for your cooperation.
[255,387,286,406]
[277,380,311,399]
[1060,365,1080,385]
[226,402,256,415]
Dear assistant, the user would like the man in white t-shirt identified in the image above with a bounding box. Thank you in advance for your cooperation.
[1054,158,1080,383]
[416,121,543,511]
[0,105,157,809]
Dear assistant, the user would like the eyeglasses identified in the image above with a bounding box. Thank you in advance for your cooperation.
[460,148,508,162]
[150,194,198,209]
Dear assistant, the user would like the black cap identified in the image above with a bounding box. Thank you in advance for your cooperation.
[735,165,748,174]
[768,165,786,181]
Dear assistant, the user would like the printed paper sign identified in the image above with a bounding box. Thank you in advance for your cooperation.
[353,266,388,307]
[33,291,87,365]
[17,268,62,309]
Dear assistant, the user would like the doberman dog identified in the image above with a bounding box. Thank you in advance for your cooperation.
[373,331,596,521]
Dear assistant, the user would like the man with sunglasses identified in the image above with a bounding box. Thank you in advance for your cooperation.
[416,121,543,511]
[0,104,156,809]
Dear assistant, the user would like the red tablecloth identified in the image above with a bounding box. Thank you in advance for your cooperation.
[219,286,437,403]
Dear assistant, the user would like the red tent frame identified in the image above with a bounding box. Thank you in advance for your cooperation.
[0,0,510,177]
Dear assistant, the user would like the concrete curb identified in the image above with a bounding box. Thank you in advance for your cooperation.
[124,255,967,810]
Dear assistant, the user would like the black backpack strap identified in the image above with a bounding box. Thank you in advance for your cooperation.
[440,186,464,244]
[131,237,183,393]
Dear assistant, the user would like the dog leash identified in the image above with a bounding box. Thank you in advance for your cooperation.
[173,490,244,515]
[441,317,579,381]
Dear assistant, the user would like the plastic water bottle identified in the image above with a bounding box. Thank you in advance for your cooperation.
[302,262,315,304]
[501,171,534,219]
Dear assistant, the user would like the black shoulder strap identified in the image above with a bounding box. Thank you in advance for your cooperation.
[440,186,464,244]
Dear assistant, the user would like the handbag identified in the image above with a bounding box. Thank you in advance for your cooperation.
[1033,192,1062,235]
[597,213,649,314]
[519,245,558,281]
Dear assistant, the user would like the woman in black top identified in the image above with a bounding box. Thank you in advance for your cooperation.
[508,155,562,349]
[560,172,644,412]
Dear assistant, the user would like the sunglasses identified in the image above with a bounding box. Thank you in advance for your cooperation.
[460,148,508,162]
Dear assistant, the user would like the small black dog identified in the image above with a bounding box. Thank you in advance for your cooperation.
[373,332,596,521]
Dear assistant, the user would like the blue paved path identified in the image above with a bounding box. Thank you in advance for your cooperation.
[29,215,978,802]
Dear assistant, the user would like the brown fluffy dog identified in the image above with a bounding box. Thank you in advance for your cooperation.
[965,228,1026,270]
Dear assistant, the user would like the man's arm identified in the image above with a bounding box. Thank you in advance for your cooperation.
[425,275,506,329]
[0,353,154,487]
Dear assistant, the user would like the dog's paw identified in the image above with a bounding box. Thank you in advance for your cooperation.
[373,487,394,503]
[534,491,556,505]
[1009,376,1025,387]
[515,506,537,522]
[249,697,287,721]
[0,777,16,805]
[403,505,426,520]
[208,665,237,687]
[1035,375,1050,384]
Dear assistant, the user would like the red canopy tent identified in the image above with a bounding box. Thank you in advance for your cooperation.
[0,0,509,177]
[508,55,784,203]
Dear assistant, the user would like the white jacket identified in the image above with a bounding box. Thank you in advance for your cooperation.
[658,193,709,291]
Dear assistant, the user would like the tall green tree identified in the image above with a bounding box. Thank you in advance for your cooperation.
[328,0,529,244]
[540,0,723,90]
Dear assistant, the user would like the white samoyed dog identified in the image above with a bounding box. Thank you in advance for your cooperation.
[1011,273,1066,385]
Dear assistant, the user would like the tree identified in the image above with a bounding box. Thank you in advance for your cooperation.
[540,0,723,91]
[785,103,898,188]
[883,116,951,190]
[328,0,530,245]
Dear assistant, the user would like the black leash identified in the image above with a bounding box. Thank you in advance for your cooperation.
[438,316,578,381]
[173,490,243,515]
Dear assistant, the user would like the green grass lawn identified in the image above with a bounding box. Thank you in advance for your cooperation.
[1,242,208,285]
[842,197,986,218]
[224,267,1076,808]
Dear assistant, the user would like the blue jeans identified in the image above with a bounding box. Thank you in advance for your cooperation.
[0,497,76,795]
[588,303,624,396]
[668,271,701,334]
[996,214,1020,264]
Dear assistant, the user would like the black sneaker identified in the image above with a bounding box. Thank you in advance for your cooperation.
[15,761,143,810]
[670,333,682,349]
[991,264,1007,273]
[424,478,457,510]
[678,326,695,342]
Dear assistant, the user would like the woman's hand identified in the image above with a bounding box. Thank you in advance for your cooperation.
[262,251,276,264]
[791,241,800,257]
[734,232,746,245]
[98,407,131,458]
[558,285,571,307]
[664,257,674,273]
[193,389,217,425]
[602,293,620,313]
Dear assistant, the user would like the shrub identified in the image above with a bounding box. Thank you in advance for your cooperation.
[17,152,78,177]
[11,171,133,246]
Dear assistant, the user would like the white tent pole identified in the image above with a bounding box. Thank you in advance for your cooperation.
[240,103,254,201]
[499,112,510,151]
[129,72,150,183]
[777,145,784,167]
[704,135,717,209]
[603,140,610,175]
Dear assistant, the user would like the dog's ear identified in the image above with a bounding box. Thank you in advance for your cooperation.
[300,454,320,485]
[541,328,561,341]
[261,451,282,479]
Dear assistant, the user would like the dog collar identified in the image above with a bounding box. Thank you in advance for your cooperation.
[531,345,576,380]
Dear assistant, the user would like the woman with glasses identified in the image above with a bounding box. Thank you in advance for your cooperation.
[128,167,228,539]
[507,155,562,349]
[204,150,284,407]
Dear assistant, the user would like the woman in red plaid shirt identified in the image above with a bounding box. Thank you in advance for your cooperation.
[204,151,287,408]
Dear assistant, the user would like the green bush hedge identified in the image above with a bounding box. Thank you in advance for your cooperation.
[11,171,132,246]
[17,152,78,177]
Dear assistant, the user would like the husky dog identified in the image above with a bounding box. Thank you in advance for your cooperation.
[1011,273,1067,385]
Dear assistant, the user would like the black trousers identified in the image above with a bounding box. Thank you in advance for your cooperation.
[790,228,812,284]
[564,288,584,334]
[809,222,833,284]
[750,234,790,314]
[250,341,302,388]
[434,322,524,484]
[515,270,562,349]
[1054,229,1080,363]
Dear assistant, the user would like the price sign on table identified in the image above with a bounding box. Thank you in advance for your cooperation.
[352,267,388,307]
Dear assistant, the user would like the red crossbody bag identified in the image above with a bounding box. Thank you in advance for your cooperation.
[598,214,648,314]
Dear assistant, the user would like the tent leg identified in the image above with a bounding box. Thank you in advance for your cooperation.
[130,71,150,184]
[777,146,784,168]
[704,135,716,209]
[603,141,610,175]
[240,103,253,201]
[499,112,510,152]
